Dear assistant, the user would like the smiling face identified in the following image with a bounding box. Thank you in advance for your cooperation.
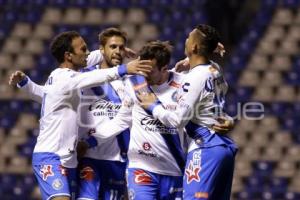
[100,36,126,67]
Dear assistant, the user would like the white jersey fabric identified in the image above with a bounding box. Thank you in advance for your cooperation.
[152,63,232,152]
[95,72,187,176]
[18,50,127,168]
[78,65,128,162]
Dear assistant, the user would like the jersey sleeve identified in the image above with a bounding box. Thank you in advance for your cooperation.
[61,65,127,92]
[86,50,103,67]
[152,70,210,128]
[17,76,44,103]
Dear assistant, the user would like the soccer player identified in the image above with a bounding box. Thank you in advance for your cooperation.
[76,28,132,200]
[137,25,237,200]
[95,41,185,200]
[93,40,234,200]
[8,31,152,200]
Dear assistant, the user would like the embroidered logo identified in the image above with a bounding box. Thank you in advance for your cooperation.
[134,169,152,184]
[40,165,54,181]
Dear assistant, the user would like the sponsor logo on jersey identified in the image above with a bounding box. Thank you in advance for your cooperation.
[194,192,209,198]
[185,160,201,184]
[143,142,151,151]
[40,165,54,181]
[80,166,95,181]
[138,150,158,158]
[52,178,63,190]
[134,169,152,184]
[89,99,121,117]
[140,116,177,134]
[185,151,202,184]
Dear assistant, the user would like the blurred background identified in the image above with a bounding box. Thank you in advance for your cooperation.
[0,0,300,199]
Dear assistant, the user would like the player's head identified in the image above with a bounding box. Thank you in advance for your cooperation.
[185,24,220,57]
[50,31,90,70]
[139,40,172,85]
[98,27,127,67]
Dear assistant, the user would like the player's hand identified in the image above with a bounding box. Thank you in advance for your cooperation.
[212,116,234,134]
[175,58,190,73]
[125,47,137,59]
[137,91,157,110]
[126,59,152,77]
[76,140,89,160]
[214,42,226,57]
[9,71,26,86]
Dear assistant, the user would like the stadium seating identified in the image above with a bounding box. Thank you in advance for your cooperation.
[0,0,299,199]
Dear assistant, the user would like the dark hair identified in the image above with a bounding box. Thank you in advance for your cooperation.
[50,31,81,63]
[139,40,173,70]
[195,24,221,55]
[98,27,127,46]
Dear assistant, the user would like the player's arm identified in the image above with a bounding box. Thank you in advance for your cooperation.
[9,71,44,103]
[62,59,152,92]
[139,71,208,128]
[86,49,103,67]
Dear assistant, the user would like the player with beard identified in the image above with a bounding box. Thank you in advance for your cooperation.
[8,29,151,200]
[92,41,234,200]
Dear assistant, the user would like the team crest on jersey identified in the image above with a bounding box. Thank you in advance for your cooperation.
[185,151,202,184]
[134,169,152,184]
[52,178,63,190]
[80,166,95,181]
[40,165,54,181]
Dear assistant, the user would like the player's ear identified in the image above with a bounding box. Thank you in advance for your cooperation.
[64,51,72,62]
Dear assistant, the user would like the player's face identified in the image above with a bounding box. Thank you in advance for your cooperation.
[70,36,90,70]
[146,59,167,85]
[101,36,126,67]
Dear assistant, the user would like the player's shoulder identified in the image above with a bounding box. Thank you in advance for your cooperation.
[80,65,98,73]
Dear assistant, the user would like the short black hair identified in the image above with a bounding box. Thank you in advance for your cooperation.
[195,24,220,55]
[50,31,81,63]
[139,40,173,70]
[98,27,127,46]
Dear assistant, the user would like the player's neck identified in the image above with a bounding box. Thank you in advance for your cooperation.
[189,55,210,69]
[100,61,110,69]
[60,62,79,71]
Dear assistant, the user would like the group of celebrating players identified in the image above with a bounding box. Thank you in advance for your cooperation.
[9,24,237,200]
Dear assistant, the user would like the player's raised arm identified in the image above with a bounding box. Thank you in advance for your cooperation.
[62,59,152,92]
[9,71,44,103]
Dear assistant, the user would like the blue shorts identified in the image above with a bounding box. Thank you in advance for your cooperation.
[32,163,77,200]
[127,168,183,200]
[183,145,237,200]
[77,158,126,200]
